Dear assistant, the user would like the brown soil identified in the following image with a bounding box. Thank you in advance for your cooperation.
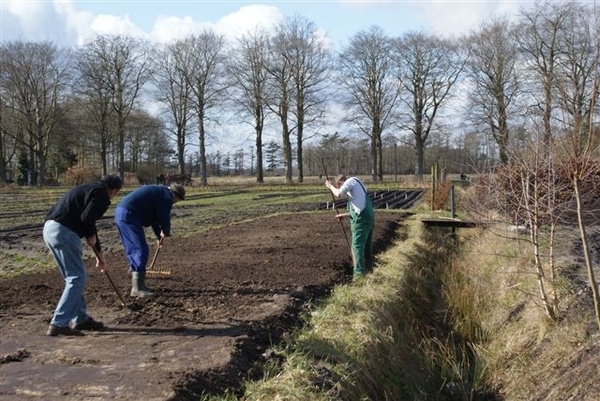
[0,210,408,400]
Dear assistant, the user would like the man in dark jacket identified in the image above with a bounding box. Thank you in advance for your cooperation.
[114,183,185,297]
[44,175,123,336]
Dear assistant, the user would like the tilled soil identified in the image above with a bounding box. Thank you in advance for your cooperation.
[0,211,407,400]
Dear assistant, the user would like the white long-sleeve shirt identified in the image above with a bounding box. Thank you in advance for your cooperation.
[338,177,368,214]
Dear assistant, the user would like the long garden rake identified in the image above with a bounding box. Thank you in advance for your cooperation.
[146,243,171,278]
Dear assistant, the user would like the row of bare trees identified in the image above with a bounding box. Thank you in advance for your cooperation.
[2,2,600,189]
[0,10,475,187]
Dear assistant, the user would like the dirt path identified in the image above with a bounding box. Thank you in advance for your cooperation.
[0,211,406,400]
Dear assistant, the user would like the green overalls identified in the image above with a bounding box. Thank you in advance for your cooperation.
[348,187,375,277]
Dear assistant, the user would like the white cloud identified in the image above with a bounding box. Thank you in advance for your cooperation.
[56,2,149,46]
[215,5,283,40]
[4,0,45,28]
[2,0,68,44]
[150,15,205,43]
[52,1,93,46]
[146,5,283,44]
[50,1,138,47]
[413,0,523,37]
[89,14,147,40]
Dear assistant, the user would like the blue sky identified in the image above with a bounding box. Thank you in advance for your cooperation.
[1,0,528,49]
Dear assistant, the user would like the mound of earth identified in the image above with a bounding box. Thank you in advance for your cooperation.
[0,211,407,400]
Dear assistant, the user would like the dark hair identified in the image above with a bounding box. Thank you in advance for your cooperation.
[100,175,123,191]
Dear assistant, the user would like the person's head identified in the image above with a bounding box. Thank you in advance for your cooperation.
[100,175,123,199]
[335,175,347,188]
[169,184,186,203]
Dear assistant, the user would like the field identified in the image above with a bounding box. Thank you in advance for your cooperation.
[0,181,422,400]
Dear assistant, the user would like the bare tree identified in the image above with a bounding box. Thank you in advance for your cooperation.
[508,4,584,322]
[233,148,245,175]
[337,25,398,181]
[393,32,465,178]
[125,110,165,175]
[73,42,116,176]
[265,23,297,184]
[282,15,332,183]
[0,105,20,184]
[0,45,9,185]
[48,100,89,175]
[183,29,228,186]
[226,29,270,183]
[314,131,354,174]
[552,3,599,150]
[153,40,195,175]
[0,41,71,185]
[517,1,579,155]
[494,134,565,321]
[84,34,153,180]
[466,17,520,166]
[485,1,600,324]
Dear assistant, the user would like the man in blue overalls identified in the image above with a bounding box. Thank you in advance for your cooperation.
[114,183,185,297]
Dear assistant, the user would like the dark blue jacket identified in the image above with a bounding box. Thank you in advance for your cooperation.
[45,181,111,244]
[117,185,174,238]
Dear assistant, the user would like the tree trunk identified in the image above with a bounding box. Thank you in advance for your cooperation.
[574,178,600,329]
[117,114,126,180]
[282,122,292,184]
[415,137,425,178]
[256,123,264,183]
[296,125,304,183]
[198,114,208,186]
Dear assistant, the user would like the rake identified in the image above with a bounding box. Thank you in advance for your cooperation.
[146,242,171,278]
[321,158,352,257]
[92,243,128,308]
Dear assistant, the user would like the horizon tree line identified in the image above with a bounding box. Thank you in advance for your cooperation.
[1,1,599,187]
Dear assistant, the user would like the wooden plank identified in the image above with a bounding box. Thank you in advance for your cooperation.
[421,217,480,228]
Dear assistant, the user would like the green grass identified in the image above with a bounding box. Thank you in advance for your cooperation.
[0,254,55,278]
[168,185,330,236]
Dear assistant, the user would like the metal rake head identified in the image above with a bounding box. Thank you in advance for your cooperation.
[146,269,171,278]
[145,244,171,278]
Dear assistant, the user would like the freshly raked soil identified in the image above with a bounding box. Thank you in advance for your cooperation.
[0,210,408,400]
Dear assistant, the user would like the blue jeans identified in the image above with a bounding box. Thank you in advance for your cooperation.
[43,220,89,327]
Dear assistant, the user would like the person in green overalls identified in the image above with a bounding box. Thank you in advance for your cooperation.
[325,175,375,277]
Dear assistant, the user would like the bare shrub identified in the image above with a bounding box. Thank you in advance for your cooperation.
[423,179,452,211]
[64,166,100,186]
[123,172,141,185]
